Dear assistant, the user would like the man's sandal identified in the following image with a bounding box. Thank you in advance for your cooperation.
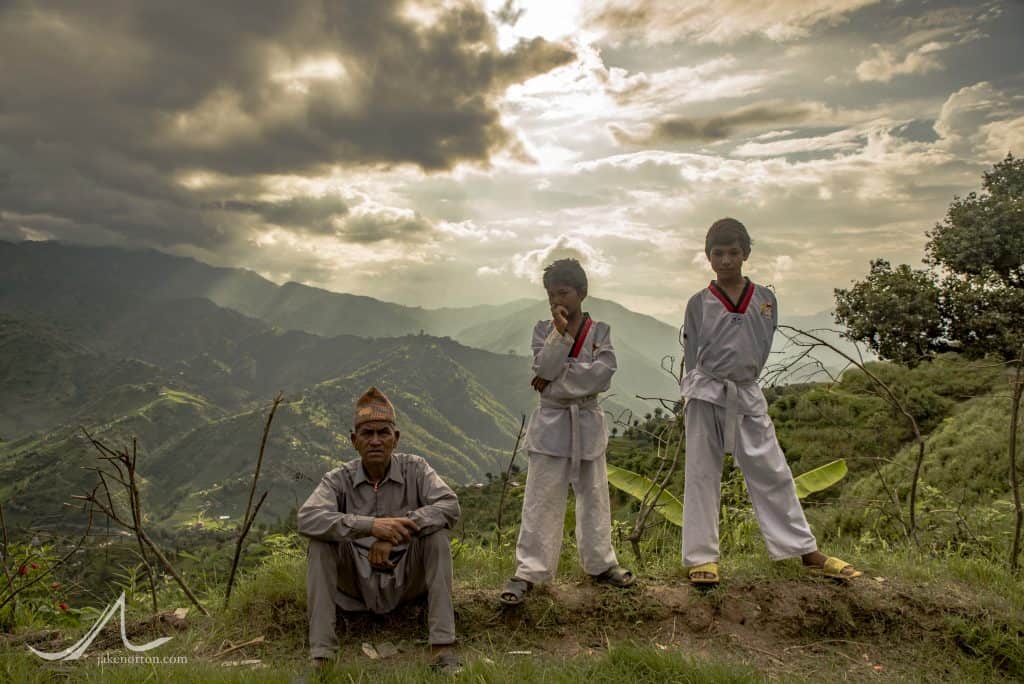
[433,651,463,675]
[688,562,720,586]
[592,565,635,588]
[811,557,862,580]
[499,577,532,605]
[290,658,330,684]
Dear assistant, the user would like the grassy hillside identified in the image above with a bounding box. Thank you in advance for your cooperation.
[607,353,1019,567]
[0,309,547,528]
[0,315,179,441]
[0,388,222,528]
[143,349,522,527]
[768,354,1005,477]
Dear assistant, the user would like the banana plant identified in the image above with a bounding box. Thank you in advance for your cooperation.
[607,459,848,527]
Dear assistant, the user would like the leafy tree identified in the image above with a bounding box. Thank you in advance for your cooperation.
[834,260,946,367]
[835,154,1024,569]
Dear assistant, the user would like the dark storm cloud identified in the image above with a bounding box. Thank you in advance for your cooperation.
[204,195,350,235]
[493,0,525,26]
[610,101,823,144]
[341,211,434,244]
[0,143,228,247]
[202,195,429,243]
[0,0,573,248]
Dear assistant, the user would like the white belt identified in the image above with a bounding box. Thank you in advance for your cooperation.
[539,395,598,485]
[694,366,756,455]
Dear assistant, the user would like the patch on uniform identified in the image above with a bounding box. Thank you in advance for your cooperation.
[759,301,773,318]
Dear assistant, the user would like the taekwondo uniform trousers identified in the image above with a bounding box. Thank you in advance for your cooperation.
[682,398,818,567]
[513,450,618,583]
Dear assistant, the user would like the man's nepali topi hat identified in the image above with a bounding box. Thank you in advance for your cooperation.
[353,386,396,429]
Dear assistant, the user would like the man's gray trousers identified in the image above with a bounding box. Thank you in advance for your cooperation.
[306,530,455,659]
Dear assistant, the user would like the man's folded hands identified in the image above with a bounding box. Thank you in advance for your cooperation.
[371,516,419,544]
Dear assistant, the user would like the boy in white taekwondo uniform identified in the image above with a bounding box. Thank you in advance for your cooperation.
[680,218,862,585]
[499,258,634,605]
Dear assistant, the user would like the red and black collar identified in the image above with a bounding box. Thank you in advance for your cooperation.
[568,313,593,358]
[708,278,754,314]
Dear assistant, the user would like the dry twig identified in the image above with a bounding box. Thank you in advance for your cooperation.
[225,392,283,607]
[495,414,527,547]
[75,430,209,616]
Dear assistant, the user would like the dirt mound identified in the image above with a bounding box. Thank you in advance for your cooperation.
[234,574,1015,679]
[16,575,1018,681]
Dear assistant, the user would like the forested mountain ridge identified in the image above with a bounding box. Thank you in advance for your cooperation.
[0,314,530,528]
[0,287,543,529]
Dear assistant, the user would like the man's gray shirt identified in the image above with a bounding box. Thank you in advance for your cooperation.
[297,452,461,543]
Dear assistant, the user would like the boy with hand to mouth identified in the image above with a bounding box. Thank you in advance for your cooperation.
[680,218,861,585]
[500,258,634,605]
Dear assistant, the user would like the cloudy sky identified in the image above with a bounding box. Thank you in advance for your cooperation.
[1,0,1021,323]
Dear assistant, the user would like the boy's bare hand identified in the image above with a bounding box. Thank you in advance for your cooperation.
[370,517,419,544]
[551,305,569,335]
[531,376,549,392]
[368,540,394,569]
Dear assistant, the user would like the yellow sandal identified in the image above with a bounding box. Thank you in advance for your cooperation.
[815,556,862,580]
[687,562,720,585]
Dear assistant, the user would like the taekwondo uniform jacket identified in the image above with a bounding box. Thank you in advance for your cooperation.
[679,279,777,453]
[525,315,616,483]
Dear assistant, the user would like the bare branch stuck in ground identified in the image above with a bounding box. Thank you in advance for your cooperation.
[76,429,210,617]
[0,502,13,616]
[128,438,158,613]
[496,414,527,548]
[608,404,684,564]
[225,391,284,608]
[627,419,683,564]
[774,325,921,541]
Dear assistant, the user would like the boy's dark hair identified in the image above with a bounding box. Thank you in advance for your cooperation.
[705,218,752,257]
[542,258,588,293]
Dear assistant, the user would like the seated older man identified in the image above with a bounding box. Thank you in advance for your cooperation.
[298,386,461,674]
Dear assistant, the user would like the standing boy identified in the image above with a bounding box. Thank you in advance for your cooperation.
[680,218,861,585]
[499,258,634,605]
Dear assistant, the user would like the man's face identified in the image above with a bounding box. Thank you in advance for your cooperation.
[707,240,747,280]
[546,283,586,317]
[350,421,400,472]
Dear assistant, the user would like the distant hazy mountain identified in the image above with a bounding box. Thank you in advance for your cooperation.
[2,240,688,411]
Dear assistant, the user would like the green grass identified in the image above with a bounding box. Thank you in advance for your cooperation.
[2,644,765,683]
[5,535,1024,683]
